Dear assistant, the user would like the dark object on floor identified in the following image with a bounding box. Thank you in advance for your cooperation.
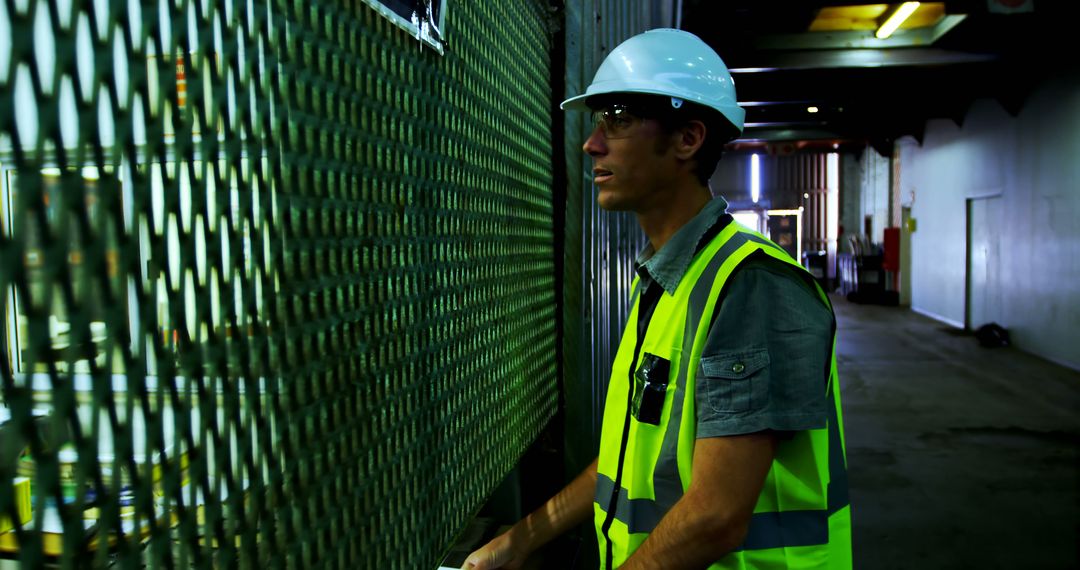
[974,323,1011,348]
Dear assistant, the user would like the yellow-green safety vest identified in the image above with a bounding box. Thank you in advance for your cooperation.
[594,221,852,569]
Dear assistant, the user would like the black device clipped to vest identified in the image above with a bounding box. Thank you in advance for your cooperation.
[632,353,671,425]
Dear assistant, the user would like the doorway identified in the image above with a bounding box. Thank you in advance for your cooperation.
[965,196,1004,330]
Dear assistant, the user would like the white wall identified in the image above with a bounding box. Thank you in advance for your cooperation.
[899,71,1080,370]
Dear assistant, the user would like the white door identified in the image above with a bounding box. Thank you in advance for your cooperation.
[967,196,1004,329]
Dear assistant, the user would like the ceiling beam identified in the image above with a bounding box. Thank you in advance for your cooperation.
[753,15,968,50]
[729,47,999,72]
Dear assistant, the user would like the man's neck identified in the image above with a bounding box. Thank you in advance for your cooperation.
[637,183,712,252]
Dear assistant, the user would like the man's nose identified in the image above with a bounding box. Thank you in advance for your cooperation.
[582,125,607,157]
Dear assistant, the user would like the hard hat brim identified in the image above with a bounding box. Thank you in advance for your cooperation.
[561,89,747,133]
[560,93,592,112]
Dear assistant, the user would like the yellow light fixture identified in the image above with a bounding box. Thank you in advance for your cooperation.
[807,106,819,113]
[876,2,921,39]
[810,4,890,32]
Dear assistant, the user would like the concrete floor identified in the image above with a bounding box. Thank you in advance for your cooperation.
[834,295,1080,569]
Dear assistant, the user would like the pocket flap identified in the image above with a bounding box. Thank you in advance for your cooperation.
[700,349,770,380]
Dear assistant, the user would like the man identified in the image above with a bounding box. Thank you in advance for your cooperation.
[464,29,851,569]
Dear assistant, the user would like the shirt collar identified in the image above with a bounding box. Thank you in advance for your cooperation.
[635,196,729,295]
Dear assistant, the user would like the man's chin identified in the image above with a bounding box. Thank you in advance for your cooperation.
[596,191,632,212]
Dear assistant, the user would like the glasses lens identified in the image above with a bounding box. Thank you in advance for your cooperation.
[591,105,638,139]
[590,109,605,132]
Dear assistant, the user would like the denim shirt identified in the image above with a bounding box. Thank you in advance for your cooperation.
[633,197,833,437]
[634,197,731,296]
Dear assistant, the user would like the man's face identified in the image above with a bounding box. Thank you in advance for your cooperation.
[583,103,679,212]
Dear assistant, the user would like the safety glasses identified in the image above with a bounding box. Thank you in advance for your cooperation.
[589,104,646,139]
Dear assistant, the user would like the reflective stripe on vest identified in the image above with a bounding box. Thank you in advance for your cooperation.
[594,222,852,569]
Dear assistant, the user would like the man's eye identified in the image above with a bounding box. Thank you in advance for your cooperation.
[610,115,633,128]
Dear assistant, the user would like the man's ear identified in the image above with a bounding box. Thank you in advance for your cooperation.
[672,120,706,161]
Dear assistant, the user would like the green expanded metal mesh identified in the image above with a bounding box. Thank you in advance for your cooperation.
[0,0,557,567]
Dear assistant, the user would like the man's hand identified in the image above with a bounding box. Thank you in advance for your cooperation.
[460,528,529,569]
[461,459,598,569]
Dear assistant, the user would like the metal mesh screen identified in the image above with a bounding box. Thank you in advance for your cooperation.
[0,0,557,567]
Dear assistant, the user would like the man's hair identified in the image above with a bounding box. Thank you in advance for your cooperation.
[587,94,740,185]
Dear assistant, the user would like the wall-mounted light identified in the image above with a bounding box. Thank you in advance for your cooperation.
[807,106,819,113]
[876,2,920,39]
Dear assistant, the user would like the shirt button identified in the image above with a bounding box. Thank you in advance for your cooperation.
[732,362,745,374]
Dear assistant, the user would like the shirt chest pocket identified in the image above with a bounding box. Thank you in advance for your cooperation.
[699,348,770,413]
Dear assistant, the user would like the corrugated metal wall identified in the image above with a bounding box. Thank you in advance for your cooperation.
[782,155,830,254]
[560,0,672,481]
[559,4,673,566]
[753,154,833,265]
[713,153,837,277]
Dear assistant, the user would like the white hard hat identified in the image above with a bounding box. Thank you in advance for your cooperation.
[561,28,745,133]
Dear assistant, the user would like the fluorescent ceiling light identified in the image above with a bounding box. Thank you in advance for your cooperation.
[876,2,920,39]
[751,154,760,204]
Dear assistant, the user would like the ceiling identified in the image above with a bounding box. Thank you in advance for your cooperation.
[679,0,1073,155]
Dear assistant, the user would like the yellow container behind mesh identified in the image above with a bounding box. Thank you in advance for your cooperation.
[0,477,32,533]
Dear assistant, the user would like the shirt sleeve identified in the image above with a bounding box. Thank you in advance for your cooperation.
[695,255,834,438]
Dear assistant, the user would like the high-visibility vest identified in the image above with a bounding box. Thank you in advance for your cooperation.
[594,221,852,569]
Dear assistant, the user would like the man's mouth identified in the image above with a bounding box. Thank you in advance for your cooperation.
[593,168,613,183]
